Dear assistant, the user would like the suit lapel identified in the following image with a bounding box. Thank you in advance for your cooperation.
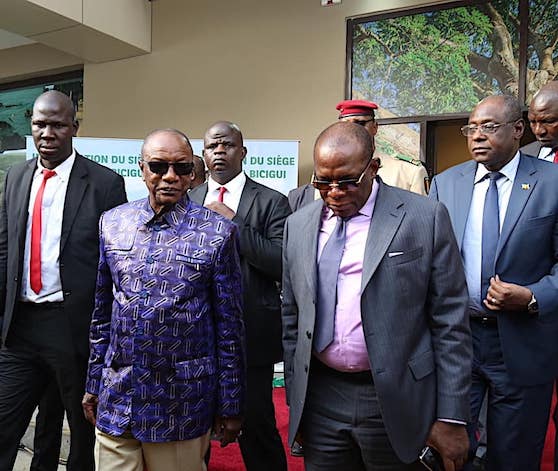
[361,184,405,290]
[189,183,208,205]
[17,159,37,232]
[236,177,259,221]
[496,154,537,261]
[17,159,37,262]
[301,201,322,298]
[303,185,316,206]
[60,154,88,253]
[453,162,476,249]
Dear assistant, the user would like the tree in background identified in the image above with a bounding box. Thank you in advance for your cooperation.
[527,0,558,98]
[352,0,557,117]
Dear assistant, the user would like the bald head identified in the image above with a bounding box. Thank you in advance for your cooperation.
[33,90,76,121]
[466,95,525,171]
[473,95,523,122]
[140,129,194,214]
[315,121,373,166]
[203,120,246,185]
[141,128,193,157]
[528,81,558,149]
[31,90,78,169]
[204,121,244,142]
[313,122,378,218]
[533,81,558,103]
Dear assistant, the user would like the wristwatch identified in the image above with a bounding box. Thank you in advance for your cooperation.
[527,292,539,317]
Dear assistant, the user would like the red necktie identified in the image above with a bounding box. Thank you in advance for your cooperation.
[553,149,558,164]
[30,169,57,294]
[218,186,227,203]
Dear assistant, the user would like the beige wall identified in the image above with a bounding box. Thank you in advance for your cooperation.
[0,43,82,82]
[1,0,452,184]
[81,0,452,183]
[0,0,151,62]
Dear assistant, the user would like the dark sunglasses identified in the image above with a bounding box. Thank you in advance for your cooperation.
[143,161,194,176]
[311,158,373,192]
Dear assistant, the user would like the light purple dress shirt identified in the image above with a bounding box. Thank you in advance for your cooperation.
[314,180,379,372]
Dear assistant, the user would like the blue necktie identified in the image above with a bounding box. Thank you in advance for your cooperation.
[314,217,347,353]
[481,172,503,307]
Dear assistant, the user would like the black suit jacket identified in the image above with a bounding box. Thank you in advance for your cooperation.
[520,140,542,158]
[0,153,127,355]
[287,184,316,212]
[190,176,291,366]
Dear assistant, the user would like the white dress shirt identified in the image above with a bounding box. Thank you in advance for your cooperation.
[21,151,76,303]
[461,152,520,312]
[204,172,247,213]
[314,180,378,372]
[536,146,556,162]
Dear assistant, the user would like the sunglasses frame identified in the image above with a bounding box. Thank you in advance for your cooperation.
[142,160,194,176]
[311,157,373,192]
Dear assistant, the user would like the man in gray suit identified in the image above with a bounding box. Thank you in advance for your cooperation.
[282,122,471,470]
[430,95,558,469]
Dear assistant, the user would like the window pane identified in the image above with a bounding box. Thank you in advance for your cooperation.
[526,0,558,103]
[351,1,521,118]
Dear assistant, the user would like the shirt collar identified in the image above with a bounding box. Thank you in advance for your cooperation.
[474,151,520,185]
[539,146,555,159]
[207,171,246,195]
[139,195,191,227]
[323,179,379,220]
[35,149,76,182]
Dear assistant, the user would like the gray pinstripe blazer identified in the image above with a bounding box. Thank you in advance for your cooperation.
[281,181,471,463]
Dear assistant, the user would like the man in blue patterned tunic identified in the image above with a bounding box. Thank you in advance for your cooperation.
[82,129,245,471]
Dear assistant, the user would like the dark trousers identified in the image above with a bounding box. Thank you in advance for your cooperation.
[0,302,94,471]
[30,379,65,471]
[301,359,423,471]
[237,365,287,471]
[468,320,553,471]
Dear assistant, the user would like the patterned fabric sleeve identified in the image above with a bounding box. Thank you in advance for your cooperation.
[85,212,116,395]
[213,222,246,417]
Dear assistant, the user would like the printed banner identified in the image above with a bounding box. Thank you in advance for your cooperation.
[26,136,299,201]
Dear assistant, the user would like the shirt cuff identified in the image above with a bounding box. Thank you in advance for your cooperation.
[438,418,467,425]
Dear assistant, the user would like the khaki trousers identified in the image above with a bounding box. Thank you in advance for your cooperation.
[95,428,210,471]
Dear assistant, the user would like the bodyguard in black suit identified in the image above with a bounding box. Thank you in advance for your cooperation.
[0,91,127,470]
[190,121,290,471]
[523,82,558,471]
[522,81,558,162]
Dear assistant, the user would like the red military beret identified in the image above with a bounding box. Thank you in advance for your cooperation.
[336,99,378,118]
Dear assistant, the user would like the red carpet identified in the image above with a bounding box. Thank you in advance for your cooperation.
[208,387,556,470]
[208,387,303,471]
[542,388,556,471]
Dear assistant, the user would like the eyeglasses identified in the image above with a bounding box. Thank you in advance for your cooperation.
[312,158,373,191]
[460,121,519,137]
[142,161,194,176]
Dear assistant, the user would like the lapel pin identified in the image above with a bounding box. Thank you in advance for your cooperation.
[521,183,530,190]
